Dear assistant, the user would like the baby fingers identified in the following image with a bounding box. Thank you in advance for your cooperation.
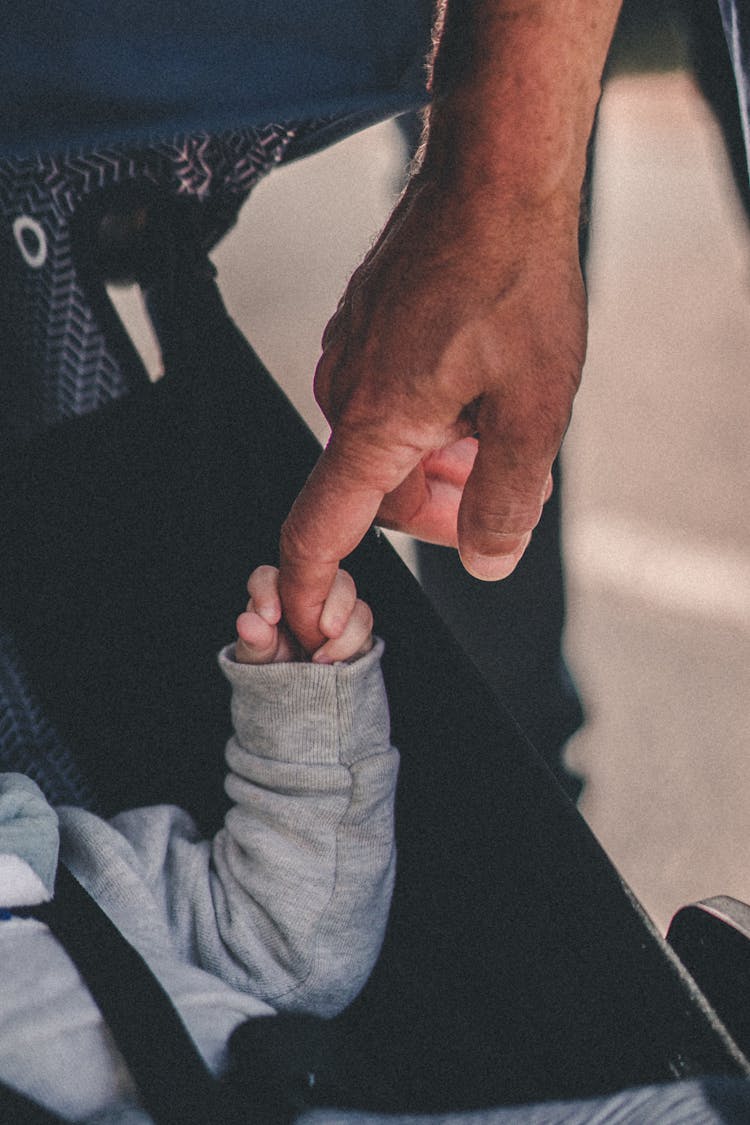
[312,598,374,665]
[235,610,280,665]
[318,569,358,639]
[246,565,283,626]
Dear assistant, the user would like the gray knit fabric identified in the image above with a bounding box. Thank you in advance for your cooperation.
[0,639,397,1121]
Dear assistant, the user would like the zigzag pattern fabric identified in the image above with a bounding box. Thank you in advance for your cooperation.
[0,624,97,809]
[0,123,307,803]
[0,125,299,447]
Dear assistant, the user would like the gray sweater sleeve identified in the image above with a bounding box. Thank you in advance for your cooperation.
[207,637,398,1014]
[62,638,397,1019]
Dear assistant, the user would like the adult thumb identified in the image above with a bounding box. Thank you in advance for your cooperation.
[456,437,553,581]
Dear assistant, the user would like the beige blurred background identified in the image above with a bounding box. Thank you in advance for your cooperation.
[111,58,750,935]
[564,71,750,932]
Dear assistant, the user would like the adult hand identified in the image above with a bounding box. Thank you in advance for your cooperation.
[279,170,586,652]
[278,0,621,653]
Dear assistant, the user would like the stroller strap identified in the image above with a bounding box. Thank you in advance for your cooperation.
[16,862,243,1125]
[0,1080,68,1125]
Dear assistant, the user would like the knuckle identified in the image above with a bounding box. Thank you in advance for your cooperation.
[279,514,314,568]
[313,356,334,414]
[464,490,543,540]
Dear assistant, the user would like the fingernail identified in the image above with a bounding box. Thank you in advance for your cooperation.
[258,606,278,624]
[461,553,518,581]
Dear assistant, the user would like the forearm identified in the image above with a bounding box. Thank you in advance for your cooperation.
[207,640,398,1015]
[425,0,622,209]
[286,3,618,608]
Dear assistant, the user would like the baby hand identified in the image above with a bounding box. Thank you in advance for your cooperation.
[235,565,373,666]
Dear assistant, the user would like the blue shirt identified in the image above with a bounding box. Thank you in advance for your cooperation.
[1,0,432,157]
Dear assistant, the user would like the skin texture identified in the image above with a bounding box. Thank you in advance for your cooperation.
[236,565,373,665]
[279,0,624,653]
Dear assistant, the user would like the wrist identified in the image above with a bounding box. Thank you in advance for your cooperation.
[405,159,581,268]
[423,0,621,208]
[422,90,589,213]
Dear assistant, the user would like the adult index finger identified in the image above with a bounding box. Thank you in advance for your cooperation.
[279,450,388,654]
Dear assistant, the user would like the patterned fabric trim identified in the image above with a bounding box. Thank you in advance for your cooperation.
[0,625,96,809]
[0,123,311,443]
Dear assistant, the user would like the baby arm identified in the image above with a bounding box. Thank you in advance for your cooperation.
[59,566,396,1019]
[202,565,397,1015]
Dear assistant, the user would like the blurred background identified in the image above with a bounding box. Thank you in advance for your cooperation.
[112,0,750,934]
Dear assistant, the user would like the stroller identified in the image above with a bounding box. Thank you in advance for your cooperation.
[1,1,750,1119]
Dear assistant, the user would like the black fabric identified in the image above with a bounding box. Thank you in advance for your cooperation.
[0,123,343,807]
[25,863,232,1125]
[0,623,96,808]
[1,263,748,1114]
[0,243,308,829]
[668,899,750,1059]
[0,1080,68,1125]
[416,500,584,802]
[227,1015,336,1123]
[1,8,750,1115]
[13,862,323,1125]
